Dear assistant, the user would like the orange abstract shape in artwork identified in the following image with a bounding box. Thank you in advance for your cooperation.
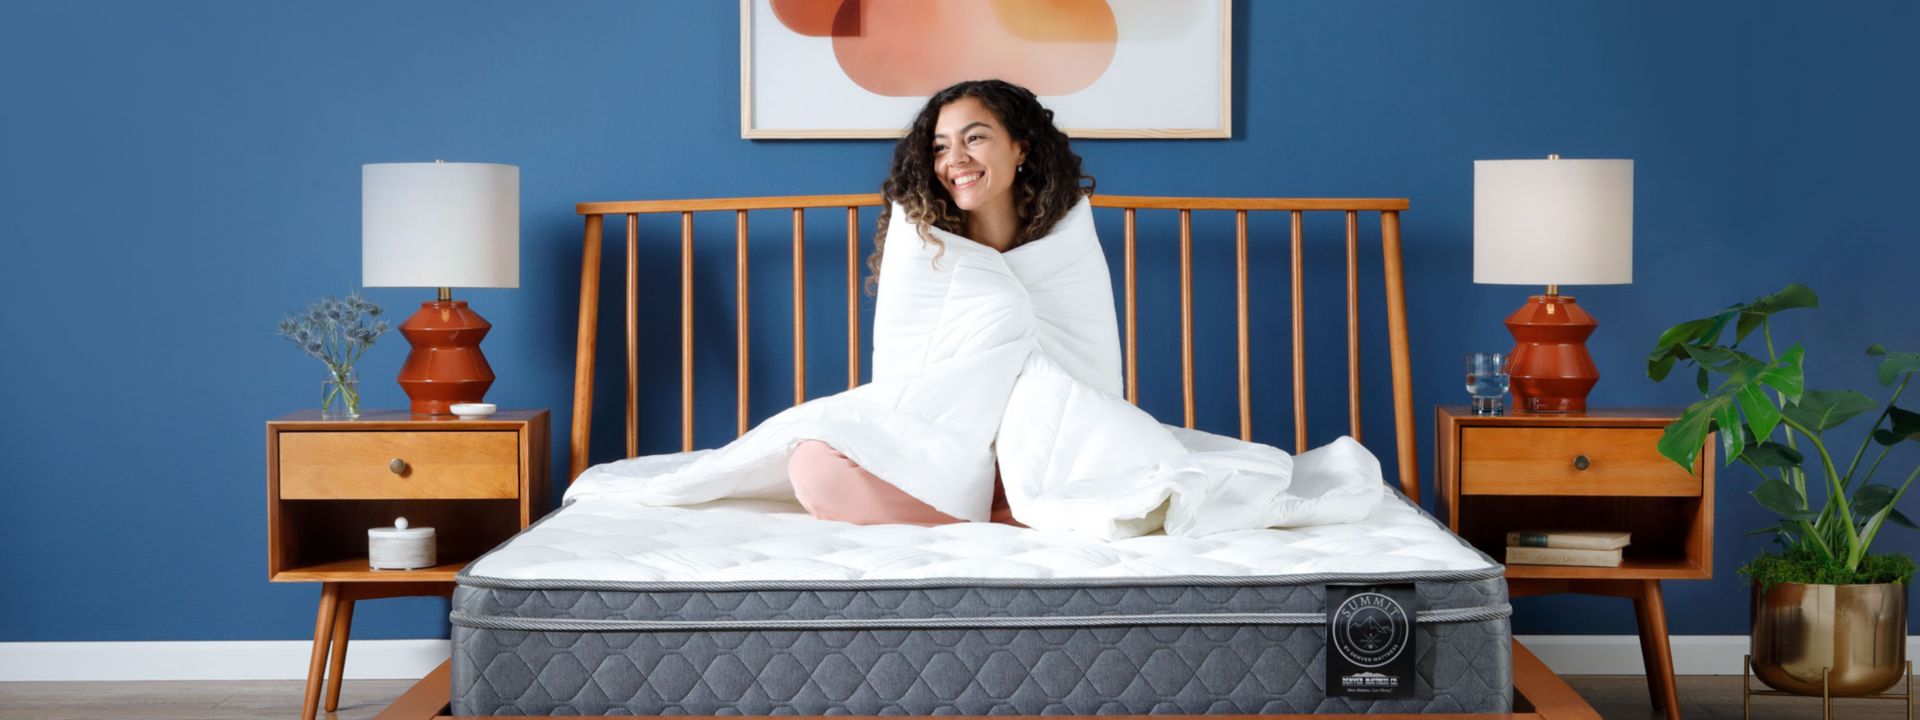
[827,0,1117,97]
[990,0,1116,42]
[770,0,859,37]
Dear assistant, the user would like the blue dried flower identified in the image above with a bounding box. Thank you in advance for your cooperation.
[279,291,389,374]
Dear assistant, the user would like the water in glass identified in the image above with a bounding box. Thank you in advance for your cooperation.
[1465,352,1509,415]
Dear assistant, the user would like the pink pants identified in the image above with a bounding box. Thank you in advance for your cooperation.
[788,440,1020,526]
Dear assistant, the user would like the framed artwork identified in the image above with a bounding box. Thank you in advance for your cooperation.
[740,0,1232,139]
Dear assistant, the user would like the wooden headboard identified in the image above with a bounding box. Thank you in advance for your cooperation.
[569,195,1419,502]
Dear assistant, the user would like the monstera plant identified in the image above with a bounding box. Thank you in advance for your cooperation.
[1647,282,1920,696]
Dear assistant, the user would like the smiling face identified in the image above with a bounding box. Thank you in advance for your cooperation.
[932,96,1026,214]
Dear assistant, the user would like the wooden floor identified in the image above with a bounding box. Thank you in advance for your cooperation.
[0,676,1910,719]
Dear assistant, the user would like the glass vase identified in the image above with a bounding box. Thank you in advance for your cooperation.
[322,369,361,420]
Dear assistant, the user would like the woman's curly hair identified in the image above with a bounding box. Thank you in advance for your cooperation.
[868,80,1094,293]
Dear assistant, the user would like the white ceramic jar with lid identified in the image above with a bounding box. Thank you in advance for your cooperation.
[368,516,436,570]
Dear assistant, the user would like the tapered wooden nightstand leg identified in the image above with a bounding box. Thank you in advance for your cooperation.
[324,598,356,712]
[1634,589,1665,710]
[1634,579,1682,719]
[302,582,339,720]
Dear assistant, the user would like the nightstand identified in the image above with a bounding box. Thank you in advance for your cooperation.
[267,409,549,720]
[1436,406,1714,720]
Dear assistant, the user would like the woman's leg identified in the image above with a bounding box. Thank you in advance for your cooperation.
[787,440,963,526]
[989,475,1024,527]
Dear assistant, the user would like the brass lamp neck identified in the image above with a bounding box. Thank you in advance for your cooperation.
[1544,284,1560,298]
[437,287,452,303]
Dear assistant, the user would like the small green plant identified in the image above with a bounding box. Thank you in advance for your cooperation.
[1647,283,1920,585]
[1740,547,1916,593]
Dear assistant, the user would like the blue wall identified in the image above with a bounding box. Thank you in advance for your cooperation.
[3,1,1917,642]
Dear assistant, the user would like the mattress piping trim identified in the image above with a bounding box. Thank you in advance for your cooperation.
[449,604,1512,632]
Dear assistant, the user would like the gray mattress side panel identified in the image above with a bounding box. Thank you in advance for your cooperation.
[450,619,1511,715]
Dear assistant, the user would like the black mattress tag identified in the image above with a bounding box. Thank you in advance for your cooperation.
[1326,583,1419,699]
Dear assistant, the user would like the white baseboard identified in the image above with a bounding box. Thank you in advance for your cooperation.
[0,640,448,682]
[2,636,1916,682]
[1519,635,1920,676]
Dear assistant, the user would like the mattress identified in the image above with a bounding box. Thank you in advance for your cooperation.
[451,489,1510,715]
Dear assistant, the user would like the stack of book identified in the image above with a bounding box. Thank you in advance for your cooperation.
[1504,530,1630,567]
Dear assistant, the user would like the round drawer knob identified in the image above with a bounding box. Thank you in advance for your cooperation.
[1573,455,1591,471]
[389,458,410,475]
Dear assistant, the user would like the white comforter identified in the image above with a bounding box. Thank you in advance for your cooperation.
[567,198,1383,539]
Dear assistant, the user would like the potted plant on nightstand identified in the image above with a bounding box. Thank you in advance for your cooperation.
[1647,283,1920,697]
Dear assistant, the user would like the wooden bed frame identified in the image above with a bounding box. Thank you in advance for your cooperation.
[386,194,1602,720]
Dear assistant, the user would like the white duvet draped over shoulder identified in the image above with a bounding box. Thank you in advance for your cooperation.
[567,198,1383,539]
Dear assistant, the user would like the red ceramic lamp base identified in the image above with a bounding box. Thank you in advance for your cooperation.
[396,299,495,415]
[1505,294,1599,414]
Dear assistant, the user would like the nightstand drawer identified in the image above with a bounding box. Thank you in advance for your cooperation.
[1459,426,1699,497]
[278,431,519,500]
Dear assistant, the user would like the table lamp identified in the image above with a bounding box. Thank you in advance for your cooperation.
[1473,155,1632,413]
[363,161,519,415]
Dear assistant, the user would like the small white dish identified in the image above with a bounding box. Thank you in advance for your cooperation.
[449,402,497,419]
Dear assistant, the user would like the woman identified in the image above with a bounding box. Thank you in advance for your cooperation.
[788,79,1093,526]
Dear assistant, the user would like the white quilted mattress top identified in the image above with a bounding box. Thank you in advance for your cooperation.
[465,491,1496,583]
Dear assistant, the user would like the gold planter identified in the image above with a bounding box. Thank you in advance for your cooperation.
[1750,580,1908,696]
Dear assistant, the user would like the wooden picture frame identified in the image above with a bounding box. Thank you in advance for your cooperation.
[740,0,1233,139]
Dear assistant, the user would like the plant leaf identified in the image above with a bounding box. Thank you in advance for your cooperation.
[1700,312,1735,348]
[1890,508,1920,530]
[1648,315,1737,383]
[1855,483,1899,518]
[1785,389,1880,432]
[1685,344,1755,374]
[1653,317,1717,351]
[1743,523,1787,537]
[1658,401,1717,470]
[1756,345,1806,403]
[1872,347,1920,387]
[1739,441,1804,468]
[1745,283,1819,315]
[1696,367,1710,396]
[1712,394,1746,462]
[1754,479,1818,521]
[1873,407,1920,446]
[1889,406,1920,432]
[1702,347,1791,403]
[1735,384,1783,442]
[1731,283,1817,349]
[1648,353,1678,383]
[1735,311,1765,346]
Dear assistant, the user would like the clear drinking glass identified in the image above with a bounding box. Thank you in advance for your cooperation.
[1465,352,1510,415]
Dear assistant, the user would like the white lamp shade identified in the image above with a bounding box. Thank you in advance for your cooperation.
[363,162,520,288]
[1473,158,1633,286]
